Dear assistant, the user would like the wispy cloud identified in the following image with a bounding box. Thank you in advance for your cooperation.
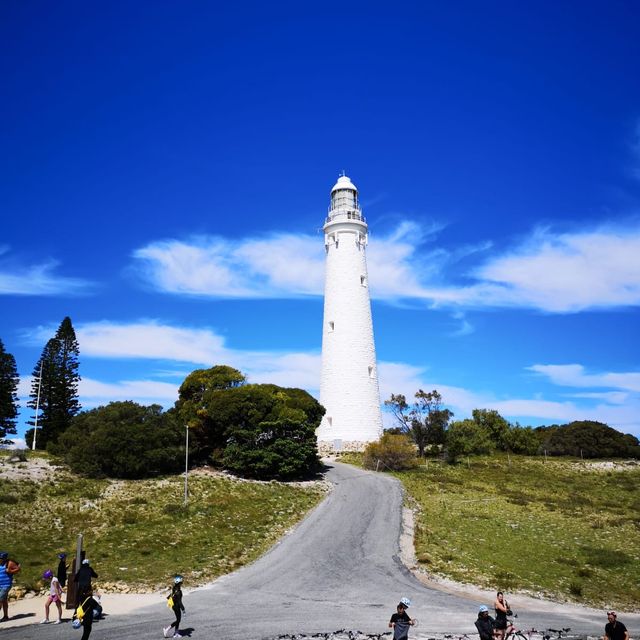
[528,363,640,393]
[0,251,92,296]
[470,226,640,312]
[131,221,640,313]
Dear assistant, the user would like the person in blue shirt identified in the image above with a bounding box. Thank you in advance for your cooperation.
[0,552,21,622]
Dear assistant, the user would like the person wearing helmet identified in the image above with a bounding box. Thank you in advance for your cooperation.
[389,597,414,640]
[0,551,21,622]
[56,553,68,588]
[40,569,63,624]
[163,575,186,638]
[74,558,98,602]
[475,605,495,640]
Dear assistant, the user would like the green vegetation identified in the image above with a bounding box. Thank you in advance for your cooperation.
[340,451,640,610]
[50,401,184,478]
[362,433,419,471]
[538,421,640,458]
[177,366,323,480]
[0,455,326,592]
[0,338,19,444]
[26,316,81,449]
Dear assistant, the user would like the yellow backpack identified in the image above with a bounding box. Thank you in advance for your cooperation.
[76,597,91,621]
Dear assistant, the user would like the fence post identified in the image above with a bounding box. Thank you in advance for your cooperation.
[376,459,380,472]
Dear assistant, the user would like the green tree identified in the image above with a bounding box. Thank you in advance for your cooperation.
[218,384,323,480]
[504,423,540,454]
[385,389,453,456]
[471,409,511,450]
[445,418,495,463]
[362,433,419,471]
[175,365,246,462]
[52,401,183,478]
[27,317,81,448]
[0,339,20,444]
[537,421,640,458]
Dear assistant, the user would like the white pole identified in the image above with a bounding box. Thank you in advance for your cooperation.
[184,425,189,506]
[31,361,43,451]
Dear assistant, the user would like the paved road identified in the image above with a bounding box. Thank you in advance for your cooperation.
[5,462,638,639]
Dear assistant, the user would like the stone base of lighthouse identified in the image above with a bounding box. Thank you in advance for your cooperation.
[316,439,373,455]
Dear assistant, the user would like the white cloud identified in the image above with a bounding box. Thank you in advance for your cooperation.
[471,226,640,312]
[79,377,180,409]
[131,221,640,313]
[529,364,640,393]
[0,256,92,296]
[2,438,27,450]
[77,321,230,364]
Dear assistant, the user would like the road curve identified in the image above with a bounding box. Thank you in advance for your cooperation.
[6,462,638,639]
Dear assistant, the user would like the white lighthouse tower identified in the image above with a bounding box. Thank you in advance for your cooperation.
[317,174,383,449]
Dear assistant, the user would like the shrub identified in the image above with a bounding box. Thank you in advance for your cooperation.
[362,433,418,471]
[445,418,495,463]
[211,383,323,480]
[536,421,640,458]
[52,401,184,479]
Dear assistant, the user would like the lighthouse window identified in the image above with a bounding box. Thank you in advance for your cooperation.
[360,275,367,287]
[327,416,333,427]
[368,365,375,378]
[329,321,334,332]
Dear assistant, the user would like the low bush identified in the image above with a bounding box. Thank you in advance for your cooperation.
[363,433,418,471]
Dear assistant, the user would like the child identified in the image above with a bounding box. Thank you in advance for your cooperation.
[389,597,414,640]
[163,575,186,638]
[40,569,63,624]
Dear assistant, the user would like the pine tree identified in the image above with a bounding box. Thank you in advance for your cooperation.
[0,339,20,444]
[28,317,81,448]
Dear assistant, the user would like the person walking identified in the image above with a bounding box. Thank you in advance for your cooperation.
[56,553,68,589]
[40,569,64,624]
[603,611,629,640]
[475,605,495,640]
[74,593,100,640]
[74,558,98,601]
[389,597,415,640]
[0,552,21,622]
[163,575,186,638]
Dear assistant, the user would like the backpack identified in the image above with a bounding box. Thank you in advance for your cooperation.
[76,597,91,622]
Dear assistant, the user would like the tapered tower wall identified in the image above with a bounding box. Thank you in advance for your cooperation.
[317,175,383,447]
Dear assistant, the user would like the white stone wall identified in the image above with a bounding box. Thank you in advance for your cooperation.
[317,216,383,444]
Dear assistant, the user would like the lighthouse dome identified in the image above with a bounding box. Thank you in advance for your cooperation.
[331,175,358,193]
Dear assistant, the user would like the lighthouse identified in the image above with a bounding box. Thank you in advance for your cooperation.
[317,174,383,449]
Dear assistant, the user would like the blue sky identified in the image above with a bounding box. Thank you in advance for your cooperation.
[2,1,640,443]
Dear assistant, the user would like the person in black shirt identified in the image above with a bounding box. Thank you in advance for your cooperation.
[56,553,68,589]
[475,605,495,640]
[494,591,510,640]
[389,597,414,640]
[163,575,186,639]
[74,594,99,640]
[604,611,629,640]
[75,559,98,601]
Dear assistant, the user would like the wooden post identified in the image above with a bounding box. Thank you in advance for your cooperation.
[66,534,84,609]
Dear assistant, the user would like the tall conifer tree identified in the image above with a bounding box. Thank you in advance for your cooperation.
[28,317,81,448]
[0,339,20,444]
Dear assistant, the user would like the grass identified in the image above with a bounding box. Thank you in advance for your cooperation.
[338,452,640,610]
[0,455,326,594]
